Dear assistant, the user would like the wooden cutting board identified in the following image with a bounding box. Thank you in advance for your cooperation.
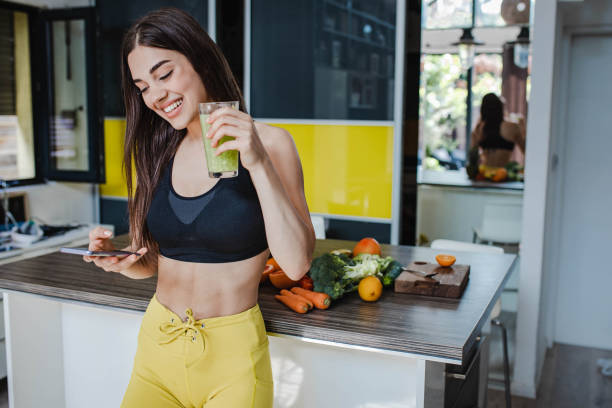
[394,261,470,298]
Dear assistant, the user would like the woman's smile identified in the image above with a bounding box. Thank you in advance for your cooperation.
[161,97,183,118]
[128,46,208,131]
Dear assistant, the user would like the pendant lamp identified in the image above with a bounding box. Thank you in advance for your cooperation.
[512,26,530,69]
[452,28,484,71]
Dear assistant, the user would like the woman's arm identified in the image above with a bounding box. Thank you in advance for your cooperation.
[515,118,526,153]
[249,125,315,281]
[205,109,315,281]
[118,243,157,279]
[83,227,156,279]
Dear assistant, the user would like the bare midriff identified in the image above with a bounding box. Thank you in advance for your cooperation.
[478,121,519,167]
[154,248,270,321]
[481,149,513,168]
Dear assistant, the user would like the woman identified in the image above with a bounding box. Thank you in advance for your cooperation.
[83,8,315,407]
[470,93,526,168]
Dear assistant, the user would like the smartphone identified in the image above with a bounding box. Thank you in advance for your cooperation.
[60,247,141,257]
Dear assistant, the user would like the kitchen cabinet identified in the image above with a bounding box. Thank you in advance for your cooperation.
[251,0,396,120]
[0,223,110,381]
[0,236,515,407]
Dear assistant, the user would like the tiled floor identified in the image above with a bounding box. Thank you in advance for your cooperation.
[488,343,612,408]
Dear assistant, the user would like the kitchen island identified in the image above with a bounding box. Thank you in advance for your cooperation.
[0,235,516,407]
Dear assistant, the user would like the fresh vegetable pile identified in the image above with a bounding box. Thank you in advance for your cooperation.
[260,237,405,313]
[310,237,403,301]
[260,256,331,314]
[309,252,402,300]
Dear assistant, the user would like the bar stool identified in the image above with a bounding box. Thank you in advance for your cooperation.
[431,239,512,408]
[473,202,522,249]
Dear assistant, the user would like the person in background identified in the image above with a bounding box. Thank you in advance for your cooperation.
[83,7,315,408]
[470,93,526,168]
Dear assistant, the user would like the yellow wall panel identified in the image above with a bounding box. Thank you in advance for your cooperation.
[100,119,394,219]
[99,118,128,197]
[270,123,394,220]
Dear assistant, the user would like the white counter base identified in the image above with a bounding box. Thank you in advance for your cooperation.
[3,291,433,408]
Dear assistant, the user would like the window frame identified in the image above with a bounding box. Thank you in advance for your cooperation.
[419,51,504,168]
[0,1,104,187]
[39,7,104,183]
[0,0,43,187]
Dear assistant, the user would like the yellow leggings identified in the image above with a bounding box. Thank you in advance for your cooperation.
[121,294,274,407]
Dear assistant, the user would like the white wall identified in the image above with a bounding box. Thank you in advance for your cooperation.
[546,0,612,349]
[512,0,560,399]
[10,182,96,225]
[551,33,612,349]
[514,0,612,399]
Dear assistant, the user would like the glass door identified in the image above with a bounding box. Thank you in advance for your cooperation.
[40,7,104,182]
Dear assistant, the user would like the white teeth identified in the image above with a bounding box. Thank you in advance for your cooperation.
[164,99,183,113]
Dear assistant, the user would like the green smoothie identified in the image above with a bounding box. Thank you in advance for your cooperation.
[199,113,239,178]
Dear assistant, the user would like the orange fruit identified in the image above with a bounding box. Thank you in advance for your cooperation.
[435,254,456,267]
[266,257,280,271]
[352,237,381,257]
[358,276,383,302]
[268,270,299,289]
[492,168,508,182]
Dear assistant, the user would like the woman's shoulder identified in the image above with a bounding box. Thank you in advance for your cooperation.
[501,120,522,138]
[255,122,291,139]
[501,120,521,132]
[254,122,295,152]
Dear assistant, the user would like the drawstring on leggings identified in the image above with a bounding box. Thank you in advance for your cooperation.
[158,308,208,356]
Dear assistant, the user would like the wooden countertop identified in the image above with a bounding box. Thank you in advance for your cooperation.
[0,235,516,364]
[418,167,524,191]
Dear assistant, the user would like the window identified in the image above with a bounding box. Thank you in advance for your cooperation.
[0,3,104,185]
[0,8,35,181]
[423,0,472,29]
[420,0,531,171]
[423,0,530,29]
[471,53,503,133]
[419,54,467,170]
[419,53,503,170]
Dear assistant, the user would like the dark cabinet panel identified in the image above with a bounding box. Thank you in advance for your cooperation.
[251,0,396,120]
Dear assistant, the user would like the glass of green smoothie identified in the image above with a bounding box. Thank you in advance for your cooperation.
[198,101,240,178]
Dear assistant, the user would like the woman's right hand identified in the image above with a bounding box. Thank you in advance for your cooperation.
[83,227,147,273]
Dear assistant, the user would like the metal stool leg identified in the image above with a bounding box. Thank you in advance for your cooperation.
[491,318,511,408]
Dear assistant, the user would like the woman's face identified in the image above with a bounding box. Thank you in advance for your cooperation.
[128,45,207,130]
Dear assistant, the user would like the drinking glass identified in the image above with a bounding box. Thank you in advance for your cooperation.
[198,101,240,178]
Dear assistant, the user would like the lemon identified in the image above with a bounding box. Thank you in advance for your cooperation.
[358,276,383,302]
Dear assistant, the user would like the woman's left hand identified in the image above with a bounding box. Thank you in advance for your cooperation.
[205,108,268,171]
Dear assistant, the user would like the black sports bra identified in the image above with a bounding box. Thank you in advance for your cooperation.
[479,125,515,151]
[145,155,268,263]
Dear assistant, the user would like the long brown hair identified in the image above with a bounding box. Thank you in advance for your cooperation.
[120,8,245,265]
[480,93,504,145]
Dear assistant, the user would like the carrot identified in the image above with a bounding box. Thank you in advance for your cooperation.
[280,289,313,310]
[290,287,331,310]
[275,294,308,314]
